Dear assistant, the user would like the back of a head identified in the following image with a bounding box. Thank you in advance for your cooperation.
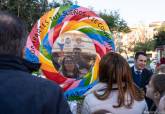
[0,11,27,57]
[134,51,147,60]
[156,64,165,74]
[152,74,165,97]
[95,52,143,108]
[99,52,132,84]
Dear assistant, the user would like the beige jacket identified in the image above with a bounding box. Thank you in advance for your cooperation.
[81,83,148,114]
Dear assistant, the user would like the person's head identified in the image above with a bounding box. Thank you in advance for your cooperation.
[63,56,75,72]
[156,64,165,74]
[75,38,82,44]
[0,11,27,57]
[65,37,71,44]
[146,74,165,107]
[73,47,81,56]
[94,52,144,108]
[61,56,79,78]
[134,51,147,70]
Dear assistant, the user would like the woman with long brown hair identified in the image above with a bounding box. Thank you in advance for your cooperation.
[60,56,80,79]
[81,52,147,114]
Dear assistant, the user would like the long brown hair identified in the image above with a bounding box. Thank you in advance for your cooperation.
[94,52,144,108]
[61,56,79,78]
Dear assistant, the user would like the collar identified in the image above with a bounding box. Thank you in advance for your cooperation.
[134,65,142,73]
[0,54,40,73]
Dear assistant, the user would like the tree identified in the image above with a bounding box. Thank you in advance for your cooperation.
[133,39,155,53]
[0,0,60,31]
[119,45,129,58]
[126,23,156,53]
[98,10,131,53]
[154,24,165,48]
[99,10,131,33]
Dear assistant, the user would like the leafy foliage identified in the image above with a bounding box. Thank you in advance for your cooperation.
[99,10,131,33]
[133,39,155,52]
[154,24,165,48]
[0,0,129,34]
[0,0,52,31]
[0,0,73,31]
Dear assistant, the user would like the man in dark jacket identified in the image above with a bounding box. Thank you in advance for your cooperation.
[131,51,154,110]
[0,11,72,114]
[131,51,152,91]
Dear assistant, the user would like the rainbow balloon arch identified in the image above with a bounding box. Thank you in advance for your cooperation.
[24,4,115,100]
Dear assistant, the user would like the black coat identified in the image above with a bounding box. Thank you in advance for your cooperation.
[131,66,152,91]
[0,55,72,114]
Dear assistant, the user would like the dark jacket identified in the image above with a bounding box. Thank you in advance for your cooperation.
[131,66,152,91]
[0,55,72,114]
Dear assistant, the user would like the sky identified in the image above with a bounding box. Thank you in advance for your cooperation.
[48,0,165,26]
[77,0,165,26]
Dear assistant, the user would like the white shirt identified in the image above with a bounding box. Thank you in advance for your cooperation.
[134,66,142,75]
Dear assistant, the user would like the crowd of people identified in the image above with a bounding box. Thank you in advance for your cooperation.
[0,11,165,114]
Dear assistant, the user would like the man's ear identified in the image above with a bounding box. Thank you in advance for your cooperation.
[154,91,161,100]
